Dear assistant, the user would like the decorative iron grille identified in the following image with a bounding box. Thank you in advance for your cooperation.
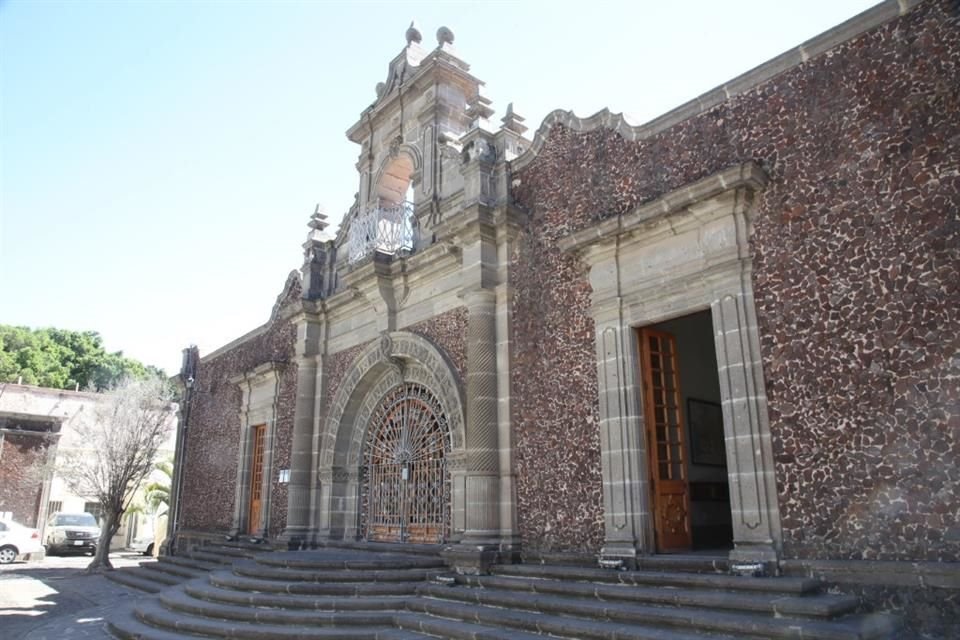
[347,201,417,263]
[361,383,450,543]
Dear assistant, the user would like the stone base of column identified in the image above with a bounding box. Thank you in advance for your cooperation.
[599,541,641,570]
[497,534,522,565]
[442,542,502,575]
[729,541,780,576]
[277,526,320,550]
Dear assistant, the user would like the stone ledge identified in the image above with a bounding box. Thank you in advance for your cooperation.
[781,558,960,590]
[558,161,767,255]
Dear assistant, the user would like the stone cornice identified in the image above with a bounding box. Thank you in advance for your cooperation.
[559,162,767,256]
[510,0,922,173]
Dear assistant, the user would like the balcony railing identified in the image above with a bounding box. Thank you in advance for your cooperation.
[347,201,417,264]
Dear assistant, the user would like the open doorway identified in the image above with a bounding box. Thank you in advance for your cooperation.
[639,309,733,553]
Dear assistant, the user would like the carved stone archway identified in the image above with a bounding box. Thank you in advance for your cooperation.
[316,331,466,541]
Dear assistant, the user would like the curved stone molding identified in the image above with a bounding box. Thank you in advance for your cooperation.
[511,108,646,173]
[270,270,303,322]
[320,330,466,471]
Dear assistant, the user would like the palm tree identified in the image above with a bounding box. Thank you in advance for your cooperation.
[143,459,172,514]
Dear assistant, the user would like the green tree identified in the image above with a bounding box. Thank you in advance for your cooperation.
[0,325,165,390]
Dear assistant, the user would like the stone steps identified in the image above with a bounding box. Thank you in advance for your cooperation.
[104,538,271,594]
[439,574,860,619]
[112,597,424,640]
[183,579,411,610]
[104,567,167,594]
[315,539,444,557]
[493,563,822,593]
[160,552,226,572]
[231,560,438,583]
[208,568,423,596]
[141,559,210,581]
[106,549,901,640]
[159,584,402,626]
[414,584,892,639]
[256,549,446,570]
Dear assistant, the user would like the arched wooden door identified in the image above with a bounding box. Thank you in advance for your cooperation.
[362,383,450,543]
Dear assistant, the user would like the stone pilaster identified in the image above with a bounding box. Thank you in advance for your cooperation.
[595,316,649,567]
[279,314,324,549]
[460,287,500,546]
[712,292,782,568]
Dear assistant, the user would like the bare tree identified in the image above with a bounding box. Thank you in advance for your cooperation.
[58,376,176,571]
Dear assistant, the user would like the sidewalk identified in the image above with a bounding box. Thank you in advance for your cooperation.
[0,552,148,640]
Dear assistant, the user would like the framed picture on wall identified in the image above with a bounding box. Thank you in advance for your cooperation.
[687,398,725,467]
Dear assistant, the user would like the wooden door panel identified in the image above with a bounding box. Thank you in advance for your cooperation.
[640,328,692,552]
[248,424,266,535]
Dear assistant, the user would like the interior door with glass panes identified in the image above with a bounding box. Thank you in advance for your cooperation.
[639,328,692,552]
[247,424,266,535]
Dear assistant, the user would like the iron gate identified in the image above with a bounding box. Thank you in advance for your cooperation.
[362,383,450,543]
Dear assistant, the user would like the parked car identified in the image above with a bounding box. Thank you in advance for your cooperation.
[0,519,44,564]
[129,535,160,556]
[44,512,100,556]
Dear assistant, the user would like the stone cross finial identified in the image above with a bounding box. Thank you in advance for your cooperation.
[500,102,528,135]
[405,21,422,46]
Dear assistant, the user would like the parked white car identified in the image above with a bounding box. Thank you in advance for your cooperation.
[44,512,100,556]
[129,535,158,556]
[0,519,44,563]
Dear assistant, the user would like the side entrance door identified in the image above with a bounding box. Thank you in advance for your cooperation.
[247,424,266,535]
[639,328,693,552]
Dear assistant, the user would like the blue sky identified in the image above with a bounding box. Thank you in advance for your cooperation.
[1,0,876,375]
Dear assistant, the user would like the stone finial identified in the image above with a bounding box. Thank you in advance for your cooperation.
[500,102,528,135]
[308,204,329,233]
[466,93,494,128]
[437,26,455,47]
[405,21,422,46]
[306,204,332,244]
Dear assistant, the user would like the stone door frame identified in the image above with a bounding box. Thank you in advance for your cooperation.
[560,162,783,568]
[229,362,282,538]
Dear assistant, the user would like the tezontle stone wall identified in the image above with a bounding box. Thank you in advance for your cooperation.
[179,317,297,537]
[511,0,958,562]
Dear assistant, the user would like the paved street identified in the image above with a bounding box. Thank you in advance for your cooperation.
[0,551,149,640]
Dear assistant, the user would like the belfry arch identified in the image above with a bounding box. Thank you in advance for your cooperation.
[316,331,466,542]
[372,146,420,207]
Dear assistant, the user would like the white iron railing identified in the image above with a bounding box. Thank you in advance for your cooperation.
[347,201,416,263]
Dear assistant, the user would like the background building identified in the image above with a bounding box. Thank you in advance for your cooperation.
[0,383,176,550]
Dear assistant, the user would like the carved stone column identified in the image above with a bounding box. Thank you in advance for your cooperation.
[279,314,324,549]
[462,288,500,541]
[445,287,501,573]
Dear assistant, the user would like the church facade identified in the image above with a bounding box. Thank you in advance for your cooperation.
[169,1,958,635]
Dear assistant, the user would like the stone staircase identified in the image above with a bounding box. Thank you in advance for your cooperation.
[107,546,901,640]
[106,539,269,594]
